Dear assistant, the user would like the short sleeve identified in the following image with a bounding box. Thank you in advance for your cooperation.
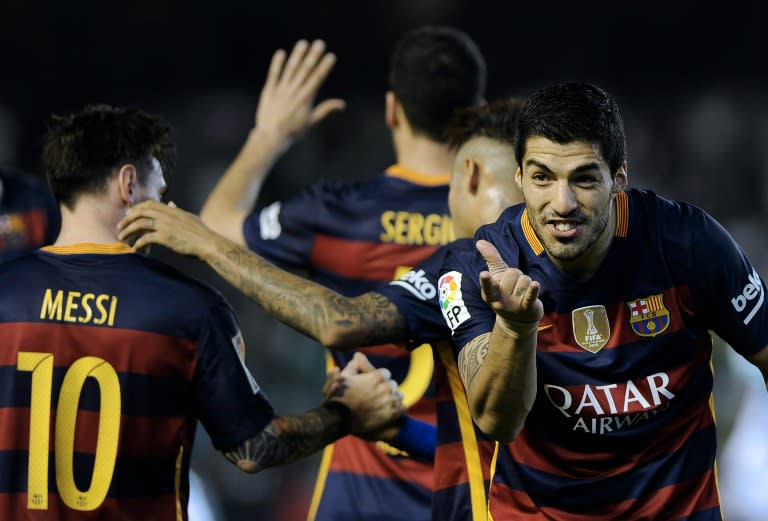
[241,185,324,271]
[684,208,768,356]
[375,243,460,348]
[194,295,275,450]
[437,245,496,355]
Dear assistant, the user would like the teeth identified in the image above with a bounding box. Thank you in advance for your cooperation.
[554,223,574,231]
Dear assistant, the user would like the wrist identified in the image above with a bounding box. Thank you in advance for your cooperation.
[495,316,540,339]
[322,399,354,436]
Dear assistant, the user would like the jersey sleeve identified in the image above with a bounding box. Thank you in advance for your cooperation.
[436,243,496,356]
[375,243,463,349]
[681,206,768,356]
[241,184,325,271]
[194,295,276,451]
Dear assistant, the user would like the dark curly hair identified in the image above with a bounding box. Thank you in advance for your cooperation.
[43,104,175,209]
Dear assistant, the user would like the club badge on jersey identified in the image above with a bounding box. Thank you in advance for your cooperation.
[627,294,671,337]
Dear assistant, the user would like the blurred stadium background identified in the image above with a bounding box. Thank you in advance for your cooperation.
[1,1,766,519]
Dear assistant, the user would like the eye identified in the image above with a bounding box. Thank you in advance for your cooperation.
[531,172,549,183]
[574,175,598,187]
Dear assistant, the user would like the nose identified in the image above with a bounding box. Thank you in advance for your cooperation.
[551,180,577,215]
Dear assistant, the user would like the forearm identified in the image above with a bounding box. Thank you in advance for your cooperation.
[224,401,351,473]
[200,128,290,240]
[200,234,410,349]
[462,320,538,441]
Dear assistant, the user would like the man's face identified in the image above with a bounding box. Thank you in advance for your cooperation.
[517,137,626,270]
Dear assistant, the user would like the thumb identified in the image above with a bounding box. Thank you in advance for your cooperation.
[167,201,178,209]
[476,239,508,278]
[309,99,346,126]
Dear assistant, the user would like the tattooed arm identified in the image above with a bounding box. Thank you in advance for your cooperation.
[225,401,351,472]
[117,201,410,350]
[455,240,543,442]
[225,357,403,472]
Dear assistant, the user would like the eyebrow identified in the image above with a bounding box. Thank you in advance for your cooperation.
[525,159,602,174]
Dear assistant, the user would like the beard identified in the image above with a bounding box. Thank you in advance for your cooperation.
[531,207,611,262]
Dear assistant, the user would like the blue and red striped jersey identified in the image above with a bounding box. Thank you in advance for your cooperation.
[0,243,274,520]
[439,189,768,520]
[377,239,493,521]
[242,165,454,521]
[0,170,60,263]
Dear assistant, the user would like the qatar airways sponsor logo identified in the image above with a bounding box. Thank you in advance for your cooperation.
[543,372,676,434]
[731,268,764,325]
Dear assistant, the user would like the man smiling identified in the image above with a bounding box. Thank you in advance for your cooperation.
[440,81,768,520]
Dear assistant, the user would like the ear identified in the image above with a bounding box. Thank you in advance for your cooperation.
[465,157,481,195]
[514,166,523,190]
[116,164,138,206]
[385,91,398,129]
[612,162,628,193]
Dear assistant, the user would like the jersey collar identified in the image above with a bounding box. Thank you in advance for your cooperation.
[41,242,135,255]
[521,190,630,255]
[385,165,449,186]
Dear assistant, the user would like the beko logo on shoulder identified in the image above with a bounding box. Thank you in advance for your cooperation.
[731,268,764,325]
[390,269,436,301]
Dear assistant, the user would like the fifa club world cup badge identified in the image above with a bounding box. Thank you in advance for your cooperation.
[627,294,670,337]
[571,305,610,353]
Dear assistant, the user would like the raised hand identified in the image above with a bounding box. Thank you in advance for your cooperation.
[256,39,346,143]
[476,239,544,327]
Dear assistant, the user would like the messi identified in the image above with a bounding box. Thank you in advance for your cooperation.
[39,288,118,327]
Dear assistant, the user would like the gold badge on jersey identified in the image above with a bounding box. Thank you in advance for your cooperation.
[571,305,610,353]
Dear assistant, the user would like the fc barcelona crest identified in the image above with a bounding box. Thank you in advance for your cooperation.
[572,305,610,353]
[627,294,670,337]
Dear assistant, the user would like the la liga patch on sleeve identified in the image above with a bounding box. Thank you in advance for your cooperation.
[438,271,471,331]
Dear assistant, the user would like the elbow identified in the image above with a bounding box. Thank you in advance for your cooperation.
[319,329,363,352]
[474,412,527,443]
[470,396,534,443]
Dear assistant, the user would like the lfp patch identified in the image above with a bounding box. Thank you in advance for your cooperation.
[627,293,670,337]
[438,271,471,331]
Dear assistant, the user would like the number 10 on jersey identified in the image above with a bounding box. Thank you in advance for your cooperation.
[17,352,121,511]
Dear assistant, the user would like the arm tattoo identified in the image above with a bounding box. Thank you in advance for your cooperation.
[224,402,350,473]
[458,333,491,389]
[206,243,409,347]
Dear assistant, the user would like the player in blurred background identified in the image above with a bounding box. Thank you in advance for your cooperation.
[0,104,403,520]
[0,166,59,262]
[198,26,487,521]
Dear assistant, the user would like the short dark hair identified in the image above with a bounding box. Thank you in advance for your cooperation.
[43,104,175,209]
[389,25,486,143]
[445,97,525,151]
[515,82,627,174]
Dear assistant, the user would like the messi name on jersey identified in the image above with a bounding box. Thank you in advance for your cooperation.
[39,288,118,327]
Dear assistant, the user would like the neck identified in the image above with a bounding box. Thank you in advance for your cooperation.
[54,197,124,246]
[392,132,453,175]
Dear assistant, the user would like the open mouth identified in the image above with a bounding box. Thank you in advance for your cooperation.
[547,221,581,239]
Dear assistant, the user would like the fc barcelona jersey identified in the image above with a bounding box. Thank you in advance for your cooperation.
[0,170,60,263]
[0,243,274,520]
[377,239,495,521]
[440,189,768,520]
[242,165,453,521]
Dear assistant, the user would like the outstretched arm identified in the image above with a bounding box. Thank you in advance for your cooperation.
[200,39,345,244]
[118,201,410,350]
[457,240,543,442]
